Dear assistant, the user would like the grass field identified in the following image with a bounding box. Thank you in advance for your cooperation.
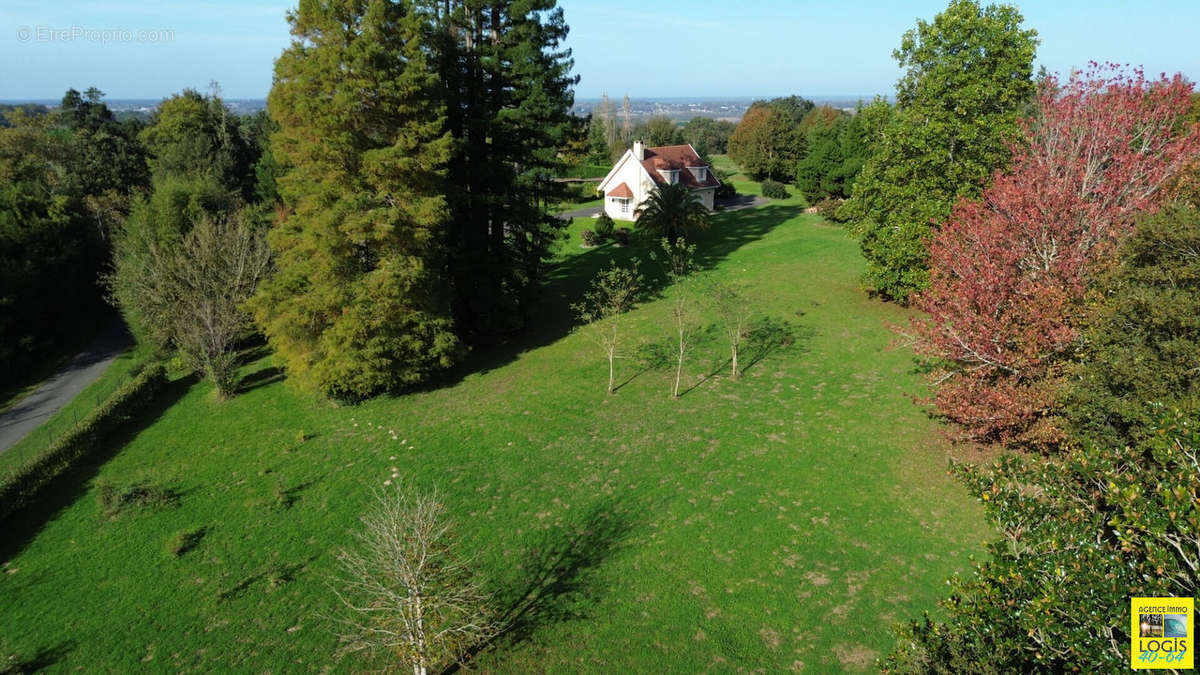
[0,174,988,672]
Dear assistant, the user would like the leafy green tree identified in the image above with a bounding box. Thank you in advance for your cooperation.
[845,0,1039,301]
[140,89,255,199]
[635,182,710,246]
[0,116,101,384]
[1065,201,1200,449]
[682,117,735,156]
[728,96,811,181]
[637,116,683,147]
[57,87,149,210]
[434,1,579,337]
[251,0,459,400]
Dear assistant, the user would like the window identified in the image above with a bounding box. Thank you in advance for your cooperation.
[620,198,630,214]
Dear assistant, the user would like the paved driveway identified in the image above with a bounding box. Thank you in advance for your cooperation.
[0,322,132,454]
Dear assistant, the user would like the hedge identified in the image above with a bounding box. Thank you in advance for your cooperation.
[0,363,167,522]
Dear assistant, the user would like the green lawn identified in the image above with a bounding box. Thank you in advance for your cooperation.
[0,193,988,672]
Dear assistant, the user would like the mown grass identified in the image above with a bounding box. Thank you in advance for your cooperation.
[0,183,988,672]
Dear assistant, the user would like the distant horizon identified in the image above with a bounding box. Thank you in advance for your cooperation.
[0,94,889,105]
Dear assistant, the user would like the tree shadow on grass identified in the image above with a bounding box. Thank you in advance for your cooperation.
[0,374,197,562]
[237,366,284,394]
[1,640,76,673]
[410,204,807,397]
[453,495,642,670]
[673,318,817,398]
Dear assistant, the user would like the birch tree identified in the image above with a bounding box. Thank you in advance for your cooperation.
[654,239,698,398]
[573,262,643,394]
[704,278,754,378]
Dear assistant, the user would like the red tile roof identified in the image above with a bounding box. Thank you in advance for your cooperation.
[642,145,720,190]
[608,182,634,198]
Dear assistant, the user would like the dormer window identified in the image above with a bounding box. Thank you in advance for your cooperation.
[688,166,707,182]
[657,168,680,184]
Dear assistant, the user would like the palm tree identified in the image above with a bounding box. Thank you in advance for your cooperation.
[635,182,710,246]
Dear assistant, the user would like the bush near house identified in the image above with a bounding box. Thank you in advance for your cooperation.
[761,179,790,200]
[594,212,615,239]
[0,363,167,522]
[580,229,598,247]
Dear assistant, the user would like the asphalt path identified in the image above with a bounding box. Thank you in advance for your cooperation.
[0,322,132,454]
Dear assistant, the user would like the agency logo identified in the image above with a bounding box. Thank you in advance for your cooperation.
[1131,597,1193,670]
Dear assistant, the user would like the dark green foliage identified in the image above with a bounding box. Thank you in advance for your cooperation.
[0,101,126,387]
[634,183,710,246]
[885,409,1199,673]
[1065,202,1200,449]
[845,0,1038,301]
[580,229,598,247]
[594,212,615,238]
[760,180,790,200]
[713,168,737,199]
[139,89,256,199]
[0,364,167,523]
[681,117,736,156]
[97,481,179,517]
[436,1,580,337]
[252,0,460,400]
[58,88,150,205]
[636,116,683,147]
[613,227,631,246]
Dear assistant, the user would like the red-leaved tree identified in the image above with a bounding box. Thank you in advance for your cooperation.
[905,64,1200,447]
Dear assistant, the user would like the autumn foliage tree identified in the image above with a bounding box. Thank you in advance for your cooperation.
[906,64,1200,446]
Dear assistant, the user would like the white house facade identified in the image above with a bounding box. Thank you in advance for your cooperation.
[596,141,721,222]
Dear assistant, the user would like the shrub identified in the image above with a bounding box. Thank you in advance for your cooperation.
[760,179,790,200]
[97,481,179,517]
[713,168,737,199]
[580,229,598,247]
[0,363,168,523]
[885,409,1200,673]
[1064,201,1200,449]
[813,197,845,222]
[594,212,615,238]
[613,228,631,246]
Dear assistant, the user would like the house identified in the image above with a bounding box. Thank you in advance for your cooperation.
[596,141,721,221]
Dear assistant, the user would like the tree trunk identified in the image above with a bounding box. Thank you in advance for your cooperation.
[731,342,739,379]
[673,338,684,398]
[607,347,615,395]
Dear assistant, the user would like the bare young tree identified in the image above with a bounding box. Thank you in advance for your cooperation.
[331,483,499,675]
[704,278,754,378]
[172,214,271,396]
[573,262,643,395]
[653,238,698,398]
[111,211,271,398]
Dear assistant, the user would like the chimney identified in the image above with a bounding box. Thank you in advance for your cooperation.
[633,140,644,161]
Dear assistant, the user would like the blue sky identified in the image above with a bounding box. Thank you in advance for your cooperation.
[1,0,1197,101]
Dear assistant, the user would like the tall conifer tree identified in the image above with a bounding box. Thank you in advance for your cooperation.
[252,0,459,399]
[434,1,579,336]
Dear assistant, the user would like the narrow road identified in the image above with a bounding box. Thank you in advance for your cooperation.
[0,322,132,454]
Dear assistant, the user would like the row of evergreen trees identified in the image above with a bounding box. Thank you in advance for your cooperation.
[253,0,578,399]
